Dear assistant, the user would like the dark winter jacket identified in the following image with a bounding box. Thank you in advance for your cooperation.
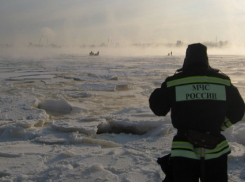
[149,66,244,160]
[149,67,245,134]
[149,43,244,160]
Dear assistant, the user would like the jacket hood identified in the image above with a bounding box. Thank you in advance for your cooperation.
[182,43,210,71]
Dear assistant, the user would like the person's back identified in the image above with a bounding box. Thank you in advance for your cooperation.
[163,67,243,134]
[149,43,245,182]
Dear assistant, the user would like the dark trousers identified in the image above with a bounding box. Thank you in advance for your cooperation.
[171,155,228,182]
[158,155,228,182]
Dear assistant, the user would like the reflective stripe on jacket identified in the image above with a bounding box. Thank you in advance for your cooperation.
[171,139,230,160]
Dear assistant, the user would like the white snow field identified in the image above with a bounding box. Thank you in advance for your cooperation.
[0,53,245,182]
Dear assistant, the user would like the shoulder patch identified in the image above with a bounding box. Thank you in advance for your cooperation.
[176,84,226,101]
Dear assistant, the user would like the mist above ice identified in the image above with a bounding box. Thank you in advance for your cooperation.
[1,44,245,61]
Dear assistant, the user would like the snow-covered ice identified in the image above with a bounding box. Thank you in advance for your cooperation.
[0,53,245,182]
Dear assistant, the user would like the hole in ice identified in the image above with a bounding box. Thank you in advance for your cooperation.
[96,120,158,135]
[0,172,10,178]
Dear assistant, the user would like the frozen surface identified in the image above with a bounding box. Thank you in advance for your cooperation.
[0,54,245,181]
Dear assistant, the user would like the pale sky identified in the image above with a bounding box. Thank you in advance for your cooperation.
[1,0,245,46]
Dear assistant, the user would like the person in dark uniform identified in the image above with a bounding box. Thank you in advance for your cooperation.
[149,43,245,182]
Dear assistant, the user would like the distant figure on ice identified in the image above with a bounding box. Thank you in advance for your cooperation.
[149,43,245,182]
[168,51,172,56]
[90,51,99,56]
[89,51,94,56]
